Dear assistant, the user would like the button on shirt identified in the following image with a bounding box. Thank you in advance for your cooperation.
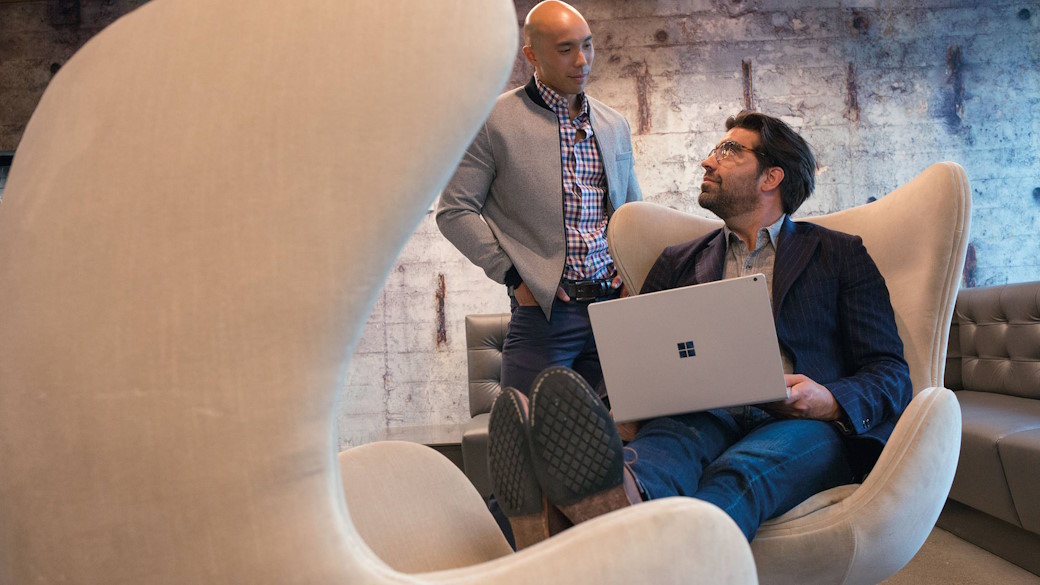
[723,216,856,434]
[722,214,793,375]
[722,215,791,423]
[535,77,612,281]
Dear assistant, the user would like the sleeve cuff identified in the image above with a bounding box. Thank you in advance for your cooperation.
[504,266,522,288]
[832,410,856,435]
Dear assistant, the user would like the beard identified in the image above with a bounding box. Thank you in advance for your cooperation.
[698,175,760,220]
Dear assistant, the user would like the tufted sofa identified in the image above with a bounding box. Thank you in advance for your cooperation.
[938,280,1040,575]
[461,313,510,500]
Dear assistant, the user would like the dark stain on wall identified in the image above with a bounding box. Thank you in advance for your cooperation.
[742,60,754,111]
[844,62,860,122]
[963,242,977,288]
[1018,8,1031,20]
[851,10,870,34]
[655,29,669,44]
[944,45,965,130]
[624,60,653,134]
[49,0,82,27]
[1033,187,1040,204]
[436,274,447,348]
[636,71,653,134]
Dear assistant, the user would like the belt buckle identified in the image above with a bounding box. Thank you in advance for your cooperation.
[572,280,604,302]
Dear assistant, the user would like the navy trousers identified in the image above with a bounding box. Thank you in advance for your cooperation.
[625,406,854,540]
[500,293,617,396]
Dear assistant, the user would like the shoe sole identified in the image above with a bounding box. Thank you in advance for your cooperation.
[488,389,542,516]
[488,388,550,549]
[528,366,625,508]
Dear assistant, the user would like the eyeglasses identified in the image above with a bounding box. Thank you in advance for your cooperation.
[707,140,768,164]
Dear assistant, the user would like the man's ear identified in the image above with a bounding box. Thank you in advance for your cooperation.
[521,45,537,67]
[760,166,785,192]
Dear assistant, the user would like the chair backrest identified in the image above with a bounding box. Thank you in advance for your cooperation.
[465,313,510,416]
[945,281,1040,399]
[0,1,516,583]
[609,162,972,394]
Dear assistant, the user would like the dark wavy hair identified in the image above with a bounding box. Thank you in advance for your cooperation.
[725,111,818,215]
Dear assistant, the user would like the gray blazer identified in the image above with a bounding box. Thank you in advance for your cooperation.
[436,78,642,318]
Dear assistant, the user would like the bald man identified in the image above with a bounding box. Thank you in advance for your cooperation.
[437,1,642,400]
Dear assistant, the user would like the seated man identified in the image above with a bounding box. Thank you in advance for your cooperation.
[486,110,913,550]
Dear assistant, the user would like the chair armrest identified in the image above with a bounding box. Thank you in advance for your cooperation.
[340,441,511,573]
[341,442,759,584]
[753,386,961,584]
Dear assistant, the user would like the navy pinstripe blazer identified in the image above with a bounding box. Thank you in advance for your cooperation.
[641,217,912,478]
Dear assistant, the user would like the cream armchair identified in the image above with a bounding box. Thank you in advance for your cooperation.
[607,162,972,585]
[0,1,757,583]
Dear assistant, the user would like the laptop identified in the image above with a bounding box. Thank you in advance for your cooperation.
[588,274,789,423]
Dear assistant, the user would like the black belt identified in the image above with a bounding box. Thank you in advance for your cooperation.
[560,278,614,302]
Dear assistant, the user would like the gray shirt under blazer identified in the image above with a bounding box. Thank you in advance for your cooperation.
[436,79,642,319]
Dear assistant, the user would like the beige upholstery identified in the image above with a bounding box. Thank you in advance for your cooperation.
[338,441,514,573]
[607,162,972,585]
[0,1,759,583]
[338,441,761,582]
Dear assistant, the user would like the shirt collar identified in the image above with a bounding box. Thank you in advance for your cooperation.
[534,74,589,120]
[723,214,787,252]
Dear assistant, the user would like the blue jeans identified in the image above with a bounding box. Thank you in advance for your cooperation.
[625,407,853,540]
[501,294,616,396]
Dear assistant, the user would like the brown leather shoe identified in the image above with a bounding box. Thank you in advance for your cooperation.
[487,387,564,549]
[527,366,641,525]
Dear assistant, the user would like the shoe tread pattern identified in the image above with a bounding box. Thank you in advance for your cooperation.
[529,367,624,505]
[487,390,542,516]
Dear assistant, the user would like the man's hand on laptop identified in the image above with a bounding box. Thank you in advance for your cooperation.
[763,374,842,421]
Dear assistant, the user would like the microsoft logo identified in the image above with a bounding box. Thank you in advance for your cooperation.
[677,341,696,359]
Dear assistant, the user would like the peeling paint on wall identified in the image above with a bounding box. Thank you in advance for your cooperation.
[435,273,447,349]
[963,242,978,289]
[635,64,653,135]
[945,45,965,130]
[622,58,654,135]
[742,60,754,111]
[844,63,859,123]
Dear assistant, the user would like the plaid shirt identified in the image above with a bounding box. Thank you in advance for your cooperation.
[535,77,612,281]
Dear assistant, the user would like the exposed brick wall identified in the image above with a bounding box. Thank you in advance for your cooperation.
[2,0,1037,448]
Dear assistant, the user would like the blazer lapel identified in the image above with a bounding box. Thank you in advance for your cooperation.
[772,217,820,316]
[696,230,727,285]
